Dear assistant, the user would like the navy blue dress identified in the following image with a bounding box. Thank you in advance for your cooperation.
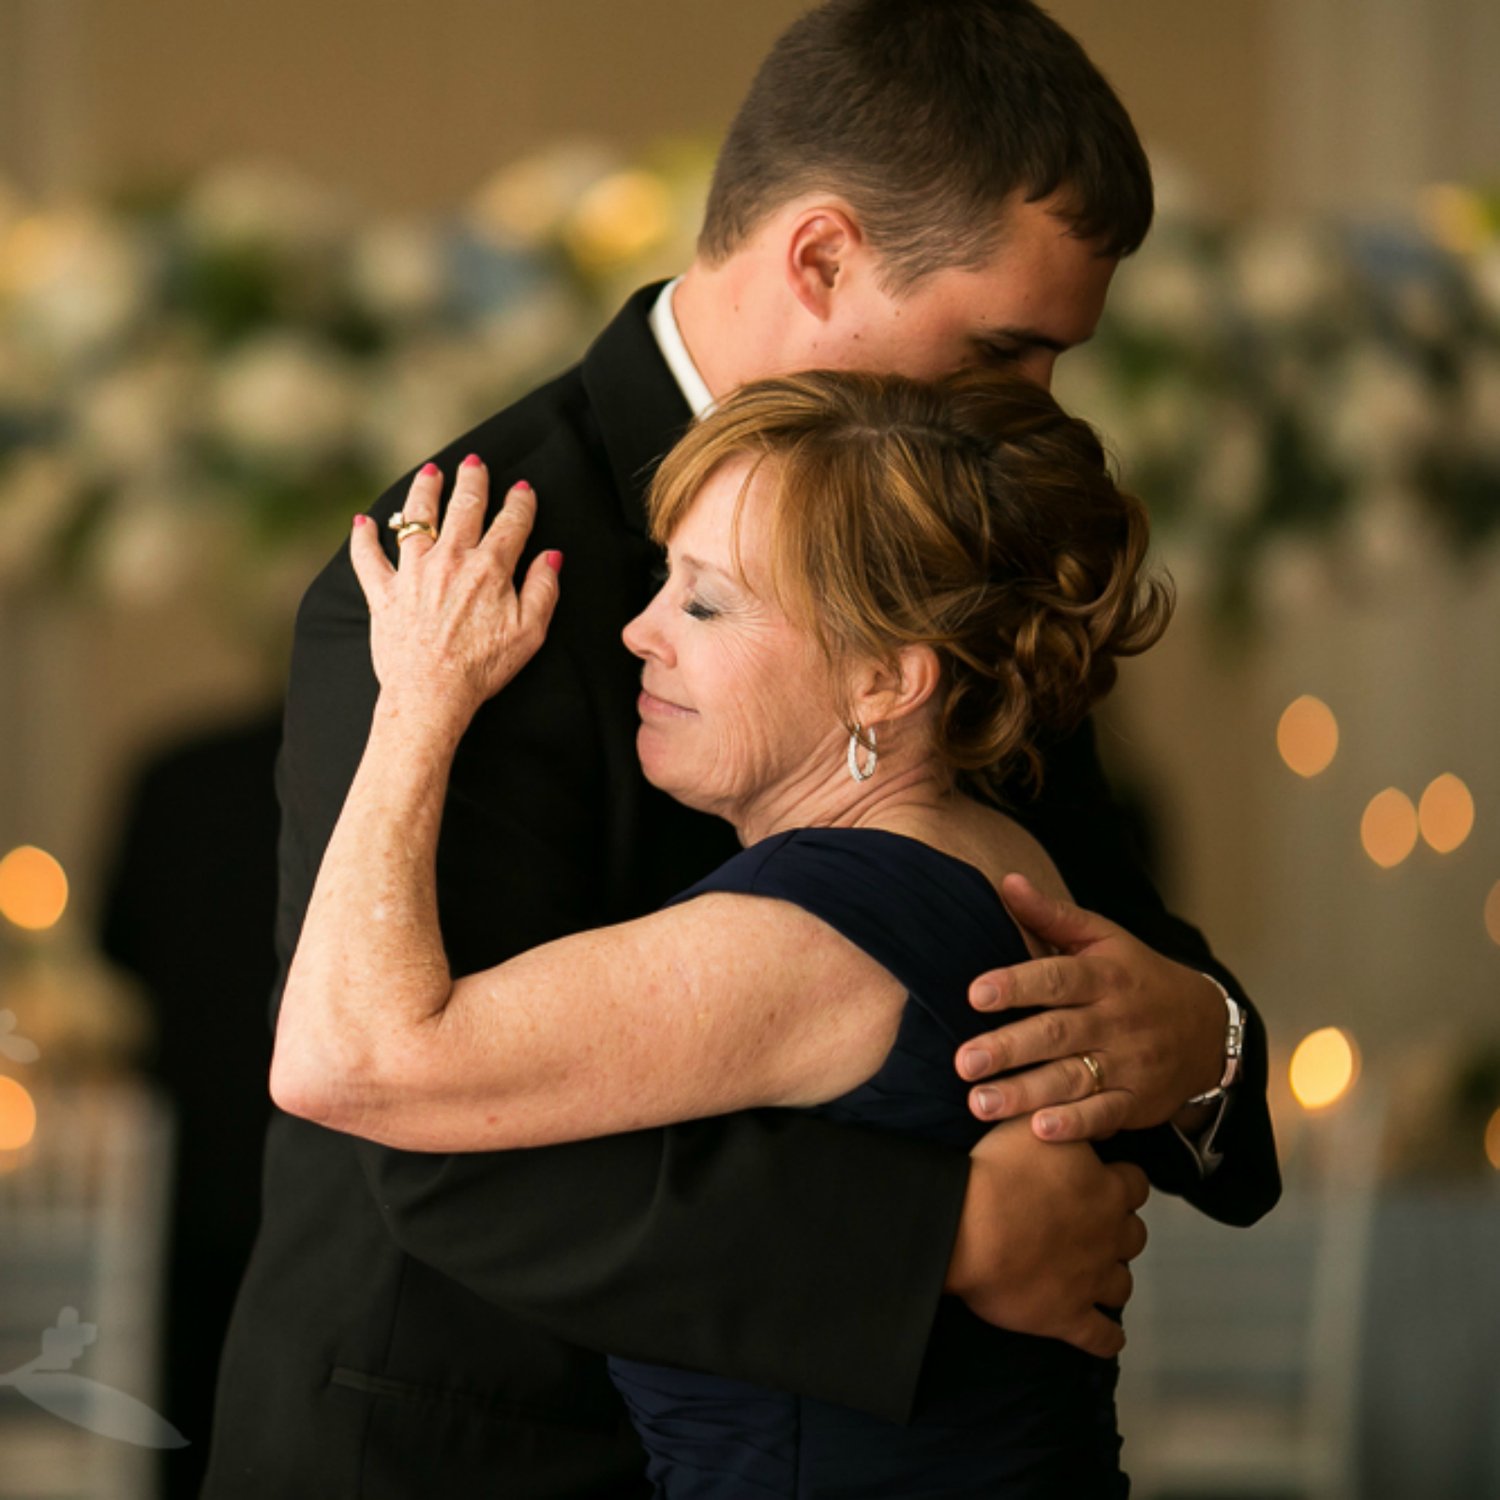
[607,827,1129,1498]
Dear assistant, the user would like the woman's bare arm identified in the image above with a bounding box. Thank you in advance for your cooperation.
[270,463,905,1149]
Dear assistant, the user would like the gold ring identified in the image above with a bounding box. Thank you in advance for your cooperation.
[393,519,438,545]
[1079,1052,1103,1095]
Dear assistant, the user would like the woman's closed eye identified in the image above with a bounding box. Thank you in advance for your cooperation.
[683,596,720,622]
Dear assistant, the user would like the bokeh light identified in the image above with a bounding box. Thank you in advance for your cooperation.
[564,170,673,272]
[1360,789,1418,868]
[1289,1026,1359,1110]
[1418,774,1475,854]
[0,846,69,931]
[1486,1108,1500,1172]
[1485,882,1500,946]
[0,1076,38,1152]
[1276,695,1339,778]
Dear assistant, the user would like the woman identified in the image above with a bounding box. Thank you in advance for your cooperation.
[273,368,1174,1496]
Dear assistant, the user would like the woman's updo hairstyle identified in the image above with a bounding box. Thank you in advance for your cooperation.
[647,368,1172,797]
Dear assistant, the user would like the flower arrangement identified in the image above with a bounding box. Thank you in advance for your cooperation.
[0,152,1496,638]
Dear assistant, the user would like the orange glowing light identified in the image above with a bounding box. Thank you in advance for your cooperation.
[0,1076,37,1151]
[1486,1108,1500,1171]
[1418,774,1474,854]
[1289,1027,1358,1111]
[1276,695,1339,778]
[1360,789,1418,869]
[0,846,69,930]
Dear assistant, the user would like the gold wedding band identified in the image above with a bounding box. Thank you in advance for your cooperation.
[389,512,438,545]
[1079,1052,1104,1095]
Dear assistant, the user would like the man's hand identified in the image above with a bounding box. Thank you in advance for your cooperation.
[956,874,1226,1142]
[944,1118,1148,1357]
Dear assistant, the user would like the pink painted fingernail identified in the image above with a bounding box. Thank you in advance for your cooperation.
[545,550,564,573]
[353,514,369,527]
[958,1048,989,1080]
[462,453,483,469]
[419,462,439,478]
[513,479,532,493]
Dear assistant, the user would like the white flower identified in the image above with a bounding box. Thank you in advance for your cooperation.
[87,481,238,609]
[1457,351,1500,463]
[0,449,89,587]
[349,221,448,323]
[1194,403,1267,524]
[359,337,507,479]
[1229,225,1348,329]
[1324,345,1441,481]
[182,162,352,258]
[1472,249,1500,328]
[3,208,149,359]
[75,348,204,479]
[212,332,363,465]
[1109,245,1220,347]
[466,142,619,249]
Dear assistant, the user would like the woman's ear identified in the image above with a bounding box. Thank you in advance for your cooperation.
[848,645,942,732]
[784,204,864,321]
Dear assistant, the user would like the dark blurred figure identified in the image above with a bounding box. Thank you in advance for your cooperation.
[99,710,281,1500]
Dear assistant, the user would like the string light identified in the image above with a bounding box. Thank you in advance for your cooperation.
[0,1076,37,1152]
[1418,774,1475,854]
[0,846,69,931]
[1360,790,1418,869]
[1276,695,1339,778]
[1289,1027,1358,1110]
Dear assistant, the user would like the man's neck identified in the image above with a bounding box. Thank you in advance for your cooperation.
[672,257,794,403]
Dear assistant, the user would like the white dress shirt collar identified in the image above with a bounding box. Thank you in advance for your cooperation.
[649,277,716,418]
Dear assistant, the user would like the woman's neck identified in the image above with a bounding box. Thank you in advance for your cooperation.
[731,757,950,849]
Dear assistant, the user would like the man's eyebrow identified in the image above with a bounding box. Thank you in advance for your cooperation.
[977,326,1093,355]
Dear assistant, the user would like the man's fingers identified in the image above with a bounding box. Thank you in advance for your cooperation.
[969,952,1098,1017]
[350,516,393,608]
[1119,1211,1149,1263]
[1028,1089,1133,1143]
[1111,1161,1150,1214]
[1098,1262,1134,1310]
[966,1054,1106,1121]
[956,1004,1092,1080]
[999,874,1118,955]
[1069,1310,1126,1360]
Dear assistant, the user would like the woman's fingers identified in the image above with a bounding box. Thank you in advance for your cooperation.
[441,454,489,550]
[517,548,564,643]
[393,462,443,563]
[481,478,537,570]
[350,515,393,608]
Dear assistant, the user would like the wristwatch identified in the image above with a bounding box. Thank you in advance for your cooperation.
[1186,974,1244,1105]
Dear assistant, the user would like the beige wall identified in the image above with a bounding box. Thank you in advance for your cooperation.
[11,0,1271,214]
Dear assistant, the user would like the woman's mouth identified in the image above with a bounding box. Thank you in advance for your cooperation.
[638,687,696,718]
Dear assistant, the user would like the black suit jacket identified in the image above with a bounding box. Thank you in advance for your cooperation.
[204,284,1279,1499]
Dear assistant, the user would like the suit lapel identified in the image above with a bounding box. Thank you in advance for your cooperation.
[582,282,695,535]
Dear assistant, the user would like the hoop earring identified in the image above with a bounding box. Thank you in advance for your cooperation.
[847,724,878,783]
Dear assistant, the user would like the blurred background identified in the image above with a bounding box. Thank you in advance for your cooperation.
[0,2,1496,1497]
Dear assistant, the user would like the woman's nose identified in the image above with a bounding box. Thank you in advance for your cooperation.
[622,588,671,663]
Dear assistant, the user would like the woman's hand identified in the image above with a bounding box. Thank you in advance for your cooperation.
[350,456,562,733]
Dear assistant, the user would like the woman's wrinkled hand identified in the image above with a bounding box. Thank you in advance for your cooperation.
[350,455,562,729]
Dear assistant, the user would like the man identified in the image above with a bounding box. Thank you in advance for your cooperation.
[206,3,1278,1495]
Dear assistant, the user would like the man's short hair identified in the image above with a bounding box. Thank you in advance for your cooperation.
[699,0,1153,291]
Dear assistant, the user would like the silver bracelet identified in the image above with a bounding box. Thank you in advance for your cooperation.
[1186,974,1244,1105]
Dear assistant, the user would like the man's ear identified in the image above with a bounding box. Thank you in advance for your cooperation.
[784,205,864,321]
[849,645,942,732]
